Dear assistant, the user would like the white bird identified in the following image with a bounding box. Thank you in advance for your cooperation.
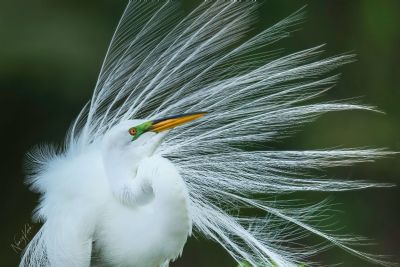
[20,1,394,267]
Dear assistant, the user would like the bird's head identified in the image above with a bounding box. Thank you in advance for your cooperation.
[102,112,206,163]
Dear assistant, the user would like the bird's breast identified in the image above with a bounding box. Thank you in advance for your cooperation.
[95,156,192,267]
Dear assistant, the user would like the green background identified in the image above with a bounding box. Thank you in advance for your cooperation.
[1,0,399,266]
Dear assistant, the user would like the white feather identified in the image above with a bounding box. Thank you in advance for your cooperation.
[21,1,395,267]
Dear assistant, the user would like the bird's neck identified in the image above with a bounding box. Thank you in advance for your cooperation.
[103,152,192,235]
[151,165,191,218]
[98,155,192,265]
[146,158,192,258]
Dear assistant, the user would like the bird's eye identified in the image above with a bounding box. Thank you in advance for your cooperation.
[128,127,137,136]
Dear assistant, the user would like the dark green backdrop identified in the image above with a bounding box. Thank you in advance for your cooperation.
[1,0,399,266]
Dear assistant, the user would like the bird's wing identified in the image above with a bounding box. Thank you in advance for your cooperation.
[66,1,393,266]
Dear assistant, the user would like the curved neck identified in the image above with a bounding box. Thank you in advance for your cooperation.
[103,153,192,246]
[102,151,191,231]
[151,166,190,215]
[145,158,193,252]
[102,150,152,207]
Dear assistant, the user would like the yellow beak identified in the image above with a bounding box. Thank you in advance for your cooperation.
[150,112,207,133]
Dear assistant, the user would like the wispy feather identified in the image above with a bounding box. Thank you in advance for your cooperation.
[22,1,395,266]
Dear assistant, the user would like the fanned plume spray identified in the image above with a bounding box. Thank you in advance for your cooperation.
[21,1,395,266]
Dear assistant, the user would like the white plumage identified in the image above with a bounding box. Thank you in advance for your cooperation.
[21,1,394,267]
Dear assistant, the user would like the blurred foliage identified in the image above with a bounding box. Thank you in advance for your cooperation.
[237,261,305,267]
[0,0,399,266]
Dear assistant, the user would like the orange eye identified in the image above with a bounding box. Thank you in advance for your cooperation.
[129,128,137,136]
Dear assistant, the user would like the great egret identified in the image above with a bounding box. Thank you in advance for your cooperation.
[20,1,394,267]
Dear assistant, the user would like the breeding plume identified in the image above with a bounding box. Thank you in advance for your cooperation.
[21,1,393,267]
